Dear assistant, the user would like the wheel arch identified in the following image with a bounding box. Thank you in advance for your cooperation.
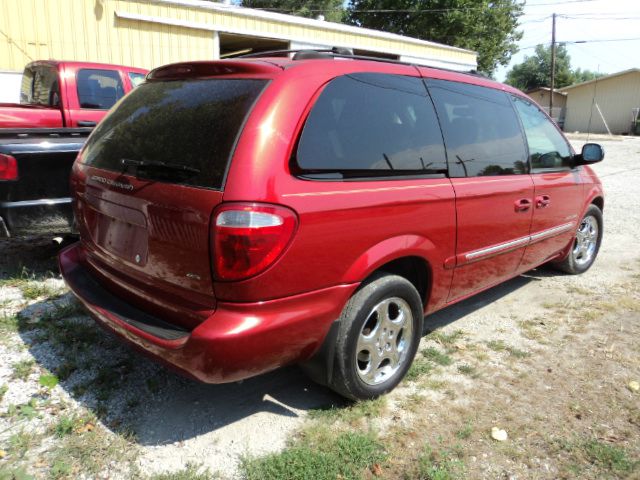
[341,234,436,307]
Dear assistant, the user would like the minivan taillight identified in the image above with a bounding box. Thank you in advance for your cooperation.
[213,203,298,281]
[0,154,18,181]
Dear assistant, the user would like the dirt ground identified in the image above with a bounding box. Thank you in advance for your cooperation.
[0,134,638,479]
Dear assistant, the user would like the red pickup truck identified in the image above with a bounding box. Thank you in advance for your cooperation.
[0,60,147,128]
[0,60,147,237]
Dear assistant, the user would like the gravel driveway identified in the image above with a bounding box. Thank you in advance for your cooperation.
[0,134,638,479]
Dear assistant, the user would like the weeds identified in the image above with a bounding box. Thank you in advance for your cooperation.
[456,364,479,378]
[11,359,34,381]
[8,430,38,459]
[581,439,638,474]
[149,464,218,479]
[6,399,39,420]
[308,397,386,424]
[427,330,465,349]
[406,357,434,381]
[241,427,386,480]
[49,426,138,477]
[486,340,530,359]
[455,422,473,440]
[38,373,59,389]
[422,347,453,366]
[414,445,464,480]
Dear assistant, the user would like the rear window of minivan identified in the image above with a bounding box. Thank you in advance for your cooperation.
[80,78,268,189]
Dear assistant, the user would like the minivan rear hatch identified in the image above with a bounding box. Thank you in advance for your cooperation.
[73,65,271,328]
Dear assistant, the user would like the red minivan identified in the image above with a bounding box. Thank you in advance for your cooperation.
[59,51,604,400]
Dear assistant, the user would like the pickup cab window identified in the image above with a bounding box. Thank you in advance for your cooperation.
[76,69,125,110]
[19,66,60,106]
[128,72,146,88]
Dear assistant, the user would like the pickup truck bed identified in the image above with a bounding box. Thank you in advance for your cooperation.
[0,128,90,236]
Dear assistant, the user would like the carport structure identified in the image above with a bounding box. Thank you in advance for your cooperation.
[0,0,477,73]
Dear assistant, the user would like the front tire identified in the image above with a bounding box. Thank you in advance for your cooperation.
[553,204,603,274]
[329,273,423,401]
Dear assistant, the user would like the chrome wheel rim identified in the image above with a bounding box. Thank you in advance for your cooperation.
[572,215,598,267]
[355,297,413,386]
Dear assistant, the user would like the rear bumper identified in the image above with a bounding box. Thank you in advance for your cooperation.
[0,198,74,237]
[59,242,357,383]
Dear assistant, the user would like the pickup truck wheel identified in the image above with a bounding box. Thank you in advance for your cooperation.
[553,205,603,274]
[329,273,423,401]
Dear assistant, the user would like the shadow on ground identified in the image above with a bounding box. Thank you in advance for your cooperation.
[4,235,562,447]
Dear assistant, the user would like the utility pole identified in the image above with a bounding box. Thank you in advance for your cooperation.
[550,13,556,120]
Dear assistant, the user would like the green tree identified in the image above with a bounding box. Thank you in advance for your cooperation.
[346,0,524,75]
[240,0,345,23]
[505,44,602,91]
[573,67,605,85]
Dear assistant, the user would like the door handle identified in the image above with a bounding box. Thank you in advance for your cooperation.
[514,198,532,212]
[536,195,551,208]
[77,120,97,127]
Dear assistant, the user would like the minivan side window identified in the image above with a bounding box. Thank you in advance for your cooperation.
[295,73,447,178]
[426,79,527,178]
[512,95,572,171]
[77,69,125,109]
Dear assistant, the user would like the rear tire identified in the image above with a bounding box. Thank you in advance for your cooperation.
[329,273,423,401]
[552,204,603,274]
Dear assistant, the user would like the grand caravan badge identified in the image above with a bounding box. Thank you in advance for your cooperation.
[90,175,134,191]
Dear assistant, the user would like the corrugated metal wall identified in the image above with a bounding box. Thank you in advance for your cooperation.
[563,71,640,134]
[0,0,476,72]
[0,0,214,71]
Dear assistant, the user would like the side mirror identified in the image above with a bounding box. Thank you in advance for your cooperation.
[575,143,604,165]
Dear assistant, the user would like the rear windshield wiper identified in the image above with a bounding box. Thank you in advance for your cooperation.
[121,158,201,176]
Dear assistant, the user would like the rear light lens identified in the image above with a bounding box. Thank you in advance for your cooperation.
[0,154,18,181]
[213,203,298,281]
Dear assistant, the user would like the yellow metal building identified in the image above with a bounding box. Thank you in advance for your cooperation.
[0,0,477,74]
[560,69,640,135]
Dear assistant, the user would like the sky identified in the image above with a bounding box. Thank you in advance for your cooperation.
[495,0,640,81]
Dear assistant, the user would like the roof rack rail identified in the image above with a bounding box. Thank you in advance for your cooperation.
[237,47,352,59]
[236,47,485,78]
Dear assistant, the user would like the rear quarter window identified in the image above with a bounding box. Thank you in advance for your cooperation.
[80,78,267,190]
[295,73,447,178]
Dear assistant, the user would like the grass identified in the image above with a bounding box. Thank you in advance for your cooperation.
[11,359,34,381]
[0,466,35,479]
[422,347,453,366]
[6,399,39,421]
[241,427,386,480]
[48,425,138,478]
[308,397,386,424]
[51,412,96,438]
[55,360,78,381]
[0,313,19,334]
[581,439,638,474]
[427,330,465,349]
[486,340,530,359]
[414,445,464,480]
[0,384,7,402]
[405,357,434,381]
[8,430,38,459]
[18,281,58,301]
[456,364,479,378]
[455,422,473,440]
[148,464,218,480]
